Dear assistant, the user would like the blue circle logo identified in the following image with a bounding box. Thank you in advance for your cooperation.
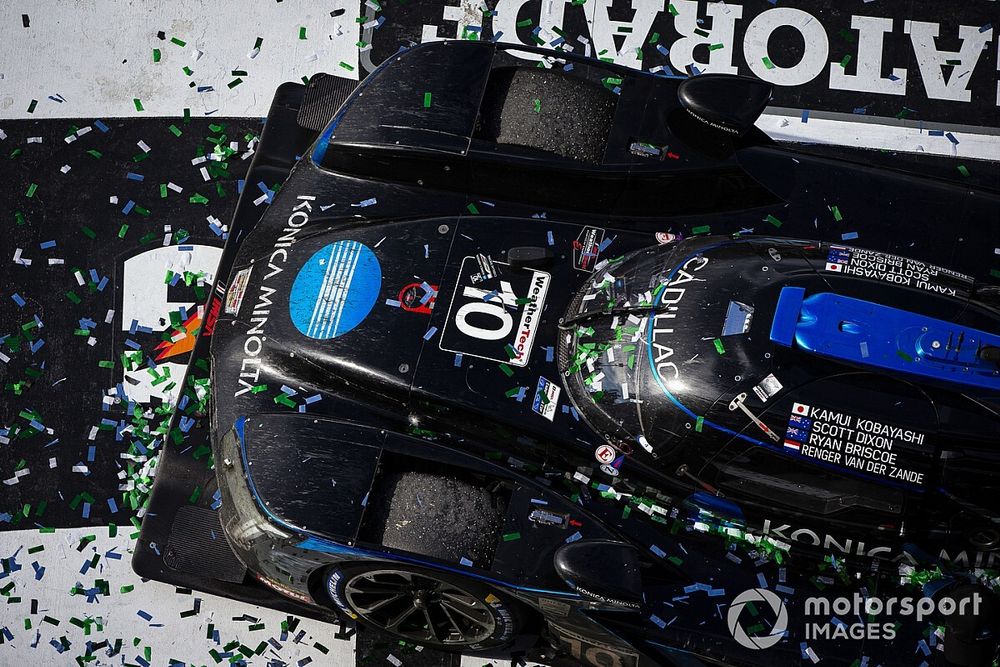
[289,241,381,339]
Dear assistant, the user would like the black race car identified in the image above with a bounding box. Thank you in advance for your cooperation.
[139,40,1000,666]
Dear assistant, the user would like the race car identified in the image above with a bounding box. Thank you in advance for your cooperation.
[148,40,1000,666]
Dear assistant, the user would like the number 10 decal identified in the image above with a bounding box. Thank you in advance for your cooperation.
[440,256,550,367]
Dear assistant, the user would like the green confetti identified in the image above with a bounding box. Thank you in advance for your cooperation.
[839,54,853,68]
[957,165,970,177]
[339,61,354,71]
[168,124,182,137]
[668,4,678,16]
[228,78,243,89]
[713,338,725,355]
[133,98,144,112]
[762,56,775,70]
[499,363,514,377]
[691,225,711,235]
[152,49,161,62]
[502,532,521,541]
[25,183,37,198]
[118,224,129,239]
[170,37,186,46]
[831,206,843,221]
[466,202,479,214]
[896,350,913,362]
[516,18,533,27]
[27,99,38,113]
[695,416,704,432]
[298,26,307,39]
[766,214,783,228]
[533,98,541,112]
[80,225,97,239]
[708,43,725,51]
[423,91,432,107]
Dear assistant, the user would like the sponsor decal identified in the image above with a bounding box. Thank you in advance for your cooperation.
[783,401,928,486]
[573,226,606,272]
[531,376,560,421]
[823,246,973,296]
[439,256,550,367]
[655,231,681,245]
[650,255,710,384]
[468,593,512,648]
[202,296,222,338]
[225,267,253,315]
[549,623,639,667]
[760,518,1000,567]
[397,281,437,314]
[234,195,314,397]
[471,252,497,284]
[325,570,357,619]
[752,373,783,403]
[595,444,617,464]
[289,240,381,340]
[600,462,620,477]
[442,3,998,130]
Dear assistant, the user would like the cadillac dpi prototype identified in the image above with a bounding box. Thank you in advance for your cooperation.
[153,41,1000,666]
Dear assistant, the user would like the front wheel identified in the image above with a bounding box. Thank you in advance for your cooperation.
[325,564,527,650]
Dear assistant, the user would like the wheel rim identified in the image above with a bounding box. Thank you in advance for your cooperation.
[343,569,497,645]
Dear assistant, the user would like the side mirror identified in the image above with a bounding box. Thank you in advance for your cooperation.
[553,539,643,610]
[677,74,773,137]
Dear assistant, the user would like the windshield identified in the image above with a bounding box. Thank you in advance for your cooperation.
[558,236,787,459]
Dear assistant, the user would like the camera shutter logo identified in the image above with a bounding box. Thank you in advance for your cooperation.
[727,588,788,650]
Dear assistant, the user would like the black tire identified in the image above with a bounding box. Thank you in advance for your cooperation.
[324,563,527,650]
[363,471,506,569]
[475,66,617,164]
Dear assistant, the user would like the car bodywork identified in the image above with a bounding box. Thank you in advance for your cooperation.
[146,40,1000,666]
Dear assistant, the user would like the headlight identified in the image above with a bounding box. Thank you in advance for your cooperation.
[215,426,291,556]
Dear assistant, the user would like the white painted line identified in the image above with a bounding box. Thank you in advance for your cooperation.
[758,112,1000,161]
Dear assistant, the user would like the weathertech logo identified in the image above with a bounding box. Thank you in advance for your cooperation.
[728,588,788,650]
